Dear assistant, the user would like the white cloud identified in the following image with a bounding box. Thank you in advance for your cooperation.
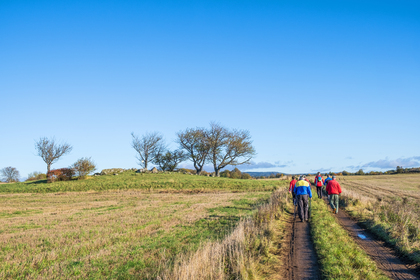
[311,167,332,173]
[241,160,294,170]
[362,156,420,169]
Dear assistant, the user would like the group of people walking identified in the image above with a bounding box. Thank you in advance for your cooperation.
[288,172,342,222]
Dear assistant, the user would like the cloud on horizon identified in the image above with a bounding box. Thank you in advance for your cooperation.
[311,167,332,173]
[242,160,294,170]
[346,156,420,171]
[177,160,294,172]
[361,156,420,169]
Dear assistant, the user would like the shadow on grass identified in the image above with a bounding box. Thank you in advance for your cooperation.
[25,180,48,185]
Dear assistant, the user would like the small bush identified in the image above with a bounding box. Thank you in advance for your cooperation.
[47,168,74,183]
[177,168,196,174]
[220,168,252,180]
[220,170,231,178]
[241,173,252,179]
[26,172,47,181]
[72,157,96,179]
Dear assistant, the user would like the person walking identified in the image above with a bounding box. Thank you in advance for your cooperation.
[314,172,324,199]
[294,175,312,222]
[326,175,342,214]
[324,174,332,198]
[324,174,332,186]
[288,176,298,205]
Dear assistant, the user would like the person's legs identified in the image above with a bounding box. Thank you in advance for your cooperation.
[297,195,304,221]
[329,194,335,211]
[329,194,338,213]
[302,195,309,220]
[316,187,322,198]
[332,194,339,213]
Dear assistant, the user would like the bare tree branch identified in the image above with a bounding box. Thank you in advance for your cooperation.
[131,132,165,169]
[208,122,256,177]
[177,128,210,175]
[35,137,73,173]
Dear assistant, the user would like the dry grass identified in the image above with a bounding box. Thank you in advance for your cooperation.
[0,190,270,279]
[338,174,420,264]
[158,189,289,280]
[338,174,420,202]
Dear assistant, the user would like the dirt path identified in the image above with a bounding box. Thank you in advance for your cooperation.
[322,197,419,280]
[281,204,321,280]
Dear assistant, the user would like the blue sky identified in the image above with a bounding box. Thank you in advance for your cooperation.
[1,0,419,178]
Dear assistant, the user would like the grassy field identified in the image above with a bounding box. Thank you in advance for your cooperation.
[0,173,287,279]
[338,174,420,202]
[0,171,285,193]
[337,174,420,265]
[160,189,290,279]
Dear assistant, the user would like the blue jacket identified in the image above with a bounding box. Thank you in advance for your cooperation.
[294,180,312,198]
[324,177,332,186]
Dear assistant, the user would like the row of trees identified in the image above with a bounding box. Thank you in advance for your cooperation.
[132,122,256,177]
[1,138,95,182]
[1,123,255,182]
[323,167,406,176]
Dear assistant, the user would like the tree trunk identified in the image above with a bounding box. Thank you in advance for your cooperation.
[215,169,220,177]
[47,164,51,174]
[196,167,202,175]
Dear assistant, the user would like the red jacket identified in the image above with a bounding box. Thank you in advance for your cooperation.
[289,179,297,192]
[314,175,324,187]
[326,179,342,195]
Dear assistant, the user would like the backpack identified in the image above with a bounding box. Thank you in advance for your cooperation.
[317,176,322,186]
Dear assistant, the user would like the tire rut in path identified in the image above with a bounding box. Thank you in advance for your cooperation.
[322,197,419,280]
[283,204,321,280]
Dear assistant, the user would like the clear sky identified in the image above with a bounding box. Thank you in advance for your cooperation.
[1,0,419,178]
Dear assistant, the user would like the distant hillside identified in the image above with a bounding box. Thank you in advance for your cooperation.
[244,171,288,177]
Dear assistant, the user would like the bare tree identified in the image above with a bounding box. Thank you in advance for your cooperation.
[177,128,210,175]
[131,132,164,169]
[0,167,20,183]
[35,137,73,173]
[153,149,187,171]
[208,122,256,177]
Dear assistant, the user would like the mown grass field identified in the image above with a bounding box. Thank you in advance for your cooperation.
[0,172,287,279]
[338,173,420,201]
[338,174,420,265]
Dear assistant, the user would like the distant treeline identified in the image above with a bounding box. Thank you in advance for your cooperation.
[331,166,420,176]
[245,166,420,179]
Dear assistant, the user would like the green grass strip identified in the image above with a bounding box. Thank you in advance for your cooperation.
[310,198,389,280]
[0,172,287,193]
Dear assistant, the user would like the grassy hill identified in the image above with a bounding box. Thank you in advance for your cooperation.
[0,172,288,279]
[0,170,287,193]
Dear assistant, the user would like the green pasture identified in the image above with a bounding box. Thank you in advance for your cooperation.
[0,171,287,193]
[0,172,281,279]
